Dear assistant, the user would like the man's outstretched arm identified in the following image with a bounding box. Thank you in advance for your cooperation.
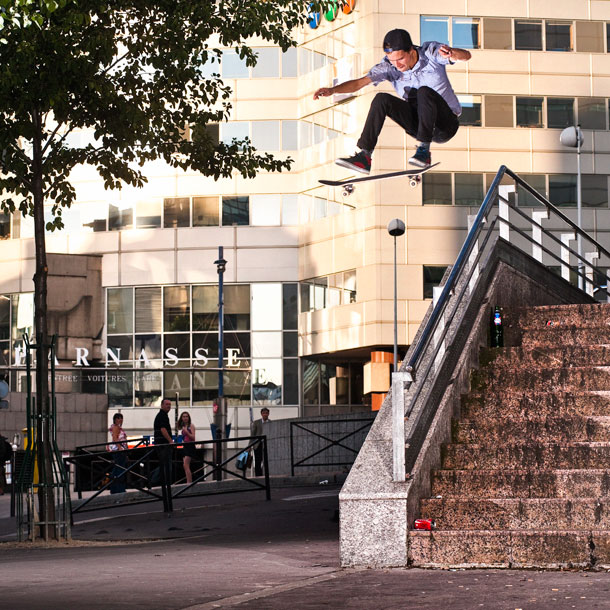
[313,75,372,100]
[438,45,471,62]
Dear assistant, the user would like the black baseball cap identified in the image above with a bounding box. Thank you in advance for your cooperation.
[383,29,413,53]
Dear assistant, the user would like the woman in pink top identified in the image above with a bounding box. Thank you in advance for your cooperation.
[109,413,128,494]
[177,411,196,484]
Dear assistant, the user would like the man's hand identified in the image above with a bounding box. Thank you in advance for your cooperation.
[313,87,334,100]
[438,44,471,62]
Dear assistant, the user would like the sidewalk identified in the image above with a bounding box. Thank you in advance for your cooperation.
[1,477,610,609]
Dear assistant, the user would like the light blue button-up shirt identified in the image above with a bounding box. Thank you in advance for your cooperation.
[366,41,461,116]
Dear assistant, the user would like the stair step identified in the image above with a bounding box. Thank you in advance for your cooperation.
[419,497,610,530]
[442,443,610,470]
[473,366,610,392]
[454,416,610,444]
[462,391,610,418]
[514,303,610,330]
[408,529,610,569]
[431,469,610,499]
[487,345,610,368]
[521,327,610,347]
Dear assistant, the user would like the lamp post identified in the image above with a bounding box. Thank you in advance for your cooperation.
[560,125,584,289]
[387,219,406,372]
[213,247,227,480]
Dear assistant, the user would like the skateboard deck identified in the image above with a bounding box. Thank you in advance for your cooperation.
[319,162,440,188]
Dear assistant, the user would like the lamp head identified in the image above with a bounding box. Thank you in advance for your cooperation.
[560,126,584,148]
[387,218,406,237]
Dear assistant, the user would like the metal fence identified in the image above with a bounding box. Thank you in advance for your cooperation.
[63,435,269,516]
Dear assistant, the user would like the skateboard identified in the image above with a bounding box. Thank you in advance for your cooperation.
[319,162,440,196]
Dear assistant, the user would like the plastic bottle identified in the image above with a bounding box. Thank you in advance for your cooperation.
[491,306,504,348]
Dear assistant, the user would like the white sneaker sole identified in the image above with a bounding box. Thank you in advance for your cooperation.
[408,157,431,168]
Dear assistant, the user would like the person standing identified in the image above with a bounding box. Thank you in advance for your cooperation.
[108,413,128,494]
[314,28,471,173]
[154,397,175,512]
[250,407,270,477]
[177,411,196,484]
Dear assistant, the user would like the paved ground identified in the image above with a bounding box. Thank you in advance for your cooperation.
[1,482,610,609]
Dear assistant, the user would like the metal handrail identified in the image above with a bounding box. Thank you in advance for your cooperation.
[406,165,609,378]
[394,165,609,480]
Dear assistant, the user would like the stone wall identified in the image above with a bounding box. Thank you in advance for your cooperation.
[0,391,108,451]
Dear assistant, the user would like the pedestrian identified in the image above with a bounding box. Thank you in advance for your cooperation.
[153,397,175,511]
[313,28,471,173]
[250,407,270,477]
[177,411,196,484]
[108,412,128,494]
[0,433,12,495]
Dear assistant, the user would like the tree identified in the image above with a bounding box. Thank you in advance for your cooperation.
[0,0,336,539]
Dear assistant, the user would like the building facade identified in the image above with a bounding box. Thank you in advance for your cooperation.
[1,0,609,444]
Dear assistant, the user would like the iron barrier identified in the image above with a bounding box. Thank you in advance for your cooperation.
[63,435,269,517]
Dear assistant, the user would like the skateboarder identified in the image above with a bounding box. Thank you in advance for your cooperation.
[313,29,471,174]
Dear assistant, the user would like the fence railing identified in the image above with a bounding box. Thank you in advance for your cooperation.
[63,435,269,516]
[290,417,375,476]
[393,166,610,481]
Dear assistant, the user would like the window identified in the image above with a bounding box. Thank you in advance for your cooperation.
[251,195,281,226]
[221,122,249,146]
[547,98,574,129]
[423,266,448,299]
[455,174,484,206]
[253,358,281,405]
[576,21,603,53]
[164,197,190,228]
[135,287,162,333]
[452,17,480,49]
[80,201,107,232]
[281,194,299,225]
[164,286,190,332]
[422,172,452,205]
[483,18,512,50]
[420,16,449,45]
[192,285,218,331]
[282,47,297,77]
[193,197,219,227]
[549,174,577,207]
[546,21,572,52]
[283,284,298,330]
[252,47,279,78]
[107,288,133,334]
[252,284,282,331]
[516,175,546,207]
[420,16,480,48]
[299,121,312,148]
[0,213,9,239]
[221,50,249,78]
[136,200,161,229]
[108,203,133,231]
[283,359,299,404]
[281,120,298,151]
[485,95,513,127]
[582,175,608,208]
[516,97,543,127]
[578,98,606,129]
[222,196,249,226]
[224,285,250,330]
[251,121,280,151]
[458,95,482,126]
[515,20,542,51]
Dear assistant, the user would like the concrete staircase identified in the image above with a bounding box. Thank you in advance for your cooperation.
[409,303,610,568]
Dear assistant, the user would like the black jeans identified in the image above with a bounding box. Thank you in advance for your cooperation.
[357,87,459,151]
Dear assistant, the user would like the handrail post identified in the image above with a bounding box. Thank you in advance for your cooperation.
[392,371,412,482]
[560,233,576,281]
[532,210,549,262]
[498,185,514,242]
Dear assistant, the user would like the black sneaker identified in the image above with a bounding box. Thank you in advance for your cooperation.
[409,145,431,168]
[335,150,371,175]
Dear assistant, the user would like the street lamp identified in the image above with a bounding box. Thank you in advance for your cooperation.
[560,125,584,289]
[387,219,406,372]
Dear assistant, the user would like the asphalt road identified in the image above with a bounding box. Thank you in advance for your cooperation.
[1,485,610,609]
